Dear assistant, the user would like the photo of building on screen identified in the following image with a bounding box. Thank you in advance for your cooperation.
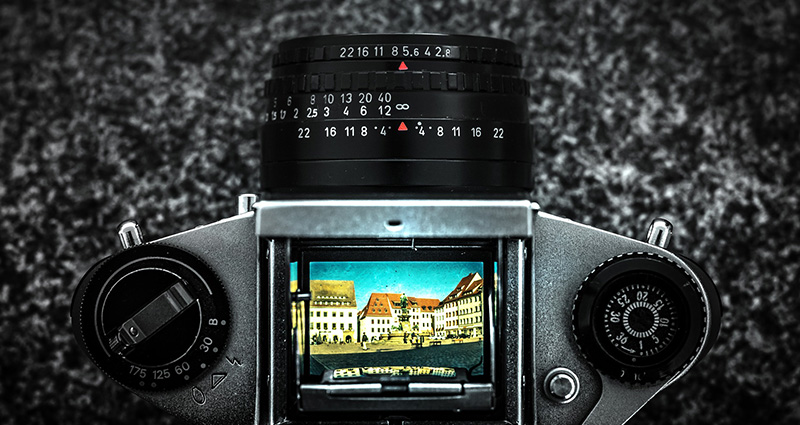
[354,272,485,342]
[308,280,358,344]
[434,272,484,339]
[357,293,440,342]
[304,271,489,345]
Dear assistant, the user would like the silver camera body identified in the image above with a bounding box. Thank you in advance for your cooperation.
[72,199,719,425]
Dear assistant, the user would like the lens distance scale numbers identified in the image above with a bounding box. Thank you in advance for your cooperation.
[573,252,708,384]
[72,244,231,391]
[264,91,527,122]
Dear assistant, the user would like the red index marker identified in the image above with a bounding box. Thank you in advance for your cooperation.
[398,61,409,70]
[398,122,408,131]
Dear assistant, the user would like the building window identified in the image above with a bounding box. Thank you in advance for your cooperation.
[316,323,320,329]
[323,323,328,330]
[349,312,353,317]
[349,324,353,330]
[332,323,337,330]
[340,312,344,317]
[324,312,327,317]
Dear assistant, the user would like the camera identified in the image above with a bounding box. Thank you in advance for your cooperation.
[71,34,721,425]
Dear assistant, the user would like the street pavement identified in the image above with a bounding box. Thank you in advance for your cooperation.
[311,341,485,376]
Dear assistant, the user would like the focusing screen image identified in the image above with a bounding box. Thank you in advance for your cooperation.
[293,261,488,376]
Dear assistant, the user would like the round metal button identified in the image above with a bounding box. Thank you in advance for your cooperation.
[544,367,580,404]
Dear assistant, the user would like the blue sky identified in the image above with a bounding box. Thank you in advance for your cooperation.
[291,261,484,310]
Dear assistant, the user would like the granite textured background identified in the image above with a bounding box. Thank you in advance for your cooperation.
[1,0,798,424]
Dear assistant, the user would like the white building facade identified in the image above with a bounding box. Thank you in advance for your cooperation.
[435,273,484,338]
[309,280,358,344]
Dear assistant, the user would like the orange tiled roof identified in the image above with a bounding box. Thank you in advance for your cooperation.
[412,297,440,311]
[441,273,483,304]
[358,293,442,318]
[359,293,394,317]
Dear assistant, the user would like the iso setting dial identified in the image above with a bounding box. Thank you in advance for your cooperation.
[573,252,708,384]
[72,244,230,391]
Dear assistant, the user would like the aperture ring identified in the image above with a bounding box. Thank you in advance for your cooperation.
[265,71,530,96]
[272,44,522,67]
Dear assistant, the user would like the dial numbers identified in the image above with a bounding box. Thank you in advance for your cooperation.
[74,244,230,391]
[573,252,712,384]
[603,283,678,359]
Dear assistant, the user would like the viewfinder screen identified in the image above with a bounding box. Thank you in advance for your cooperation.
[292,260,492,377]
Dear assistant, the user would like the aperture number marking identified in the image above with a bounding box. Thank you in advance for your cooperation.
[339,46,369,58]
[331,45,455,59]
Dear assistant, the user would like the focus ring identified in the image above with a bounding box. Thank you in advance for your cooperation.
[265,71,530,96]
[261,33,533,197]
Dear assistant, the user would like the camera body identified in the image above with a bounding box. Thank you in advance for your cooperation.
[73,200,720,425]
[71,34,721,425]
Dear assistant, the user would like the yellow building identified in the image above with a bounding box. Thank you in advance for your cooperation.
[309,280,358,344]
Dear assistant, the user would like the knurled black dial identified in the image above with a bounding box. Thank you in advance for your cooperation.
[573,252,708,384]
[72,243,230,391]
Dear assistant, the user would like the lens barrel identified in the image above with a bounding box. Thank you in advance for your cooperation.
[261,34,533,198]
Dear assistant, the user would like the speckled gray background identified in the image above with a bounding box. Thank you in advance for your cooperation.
[1,0,798,424]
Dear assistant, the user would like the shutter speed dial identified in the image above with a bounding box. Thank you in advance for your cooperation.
[604,282,679,359]
[72,244,230,391]
[573,252,708,384]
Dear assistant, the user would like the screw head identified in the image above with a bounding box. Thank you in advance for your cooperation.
[544,367,580,404]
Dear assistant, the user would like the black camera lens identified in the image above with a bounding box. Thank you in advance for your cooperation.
[261,34,532,198]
